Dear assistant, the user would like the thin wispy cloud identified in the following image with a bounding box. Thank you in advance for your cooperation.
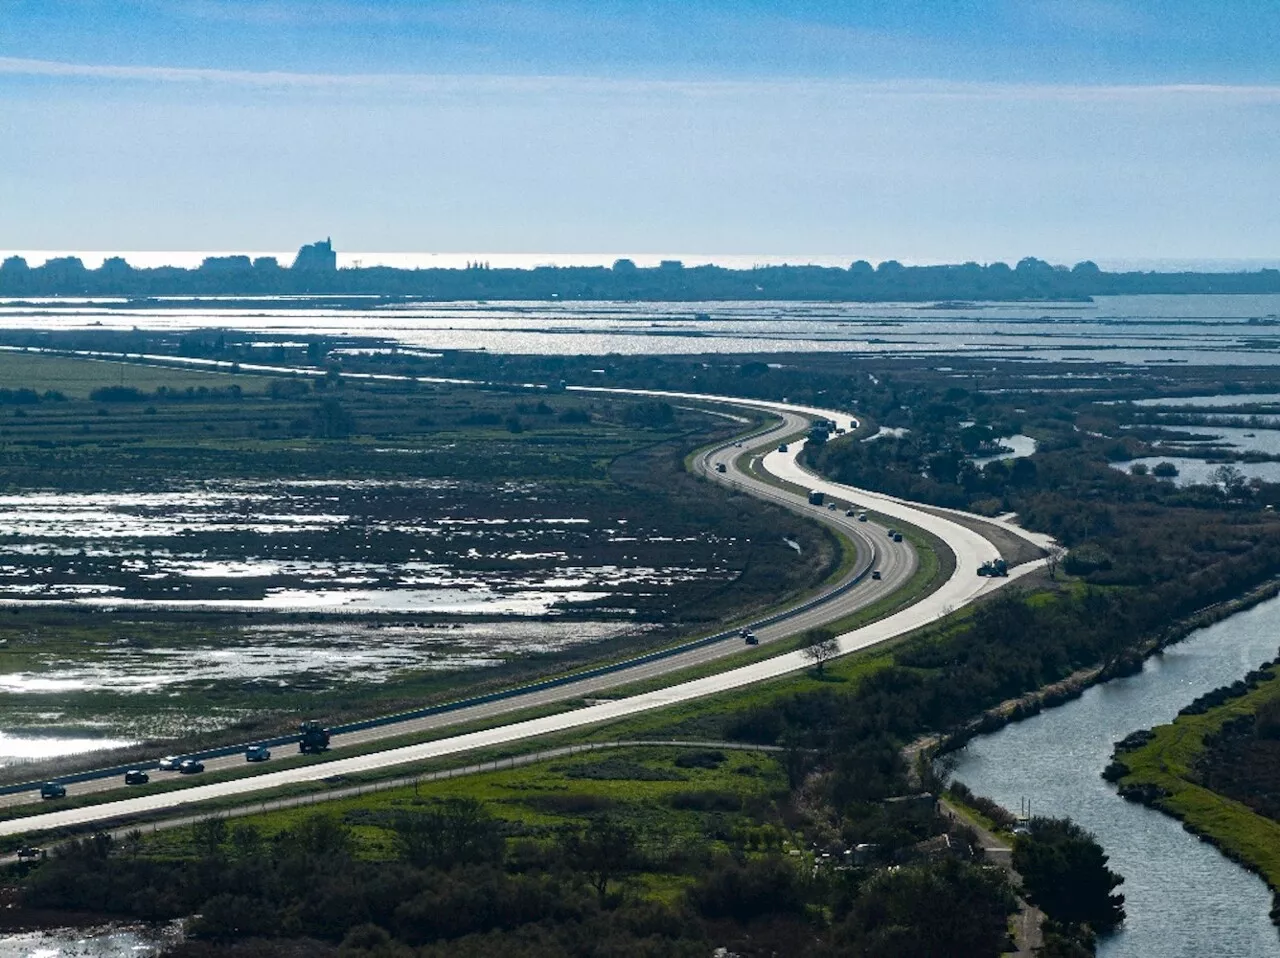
[3,56,1280,103]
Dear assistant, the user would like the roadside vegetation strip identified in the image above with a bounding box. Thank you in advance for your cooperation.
[4,739,784,859]
[1110,669,1280,911]
[599,517,946,702]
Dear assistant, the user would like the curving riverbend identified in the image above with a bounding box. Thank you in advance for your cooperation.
[953,594,1280,957]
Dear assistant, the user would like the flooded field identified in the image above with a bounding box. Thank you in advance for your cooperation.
[0,358,836,750]
[0,923,180,958]
[5,293,1280,364]
[0,481,732,612]
[0,620,639,697]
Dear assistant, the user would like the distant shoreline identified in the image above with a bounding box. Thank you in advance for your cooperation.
[2,246,1279,301]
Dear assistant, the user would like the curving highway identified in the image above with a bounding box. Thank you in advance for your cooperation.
[0,388,1049,837]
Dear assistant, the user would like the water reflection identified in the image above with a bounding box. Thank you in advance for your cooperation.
[0,923,179,957]
[0,731,135,766]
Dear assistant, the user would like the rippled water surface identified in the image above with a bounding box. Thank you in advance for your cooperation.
[0,923,179,957]
[953,596,1280,958]
[7,294,1280,364]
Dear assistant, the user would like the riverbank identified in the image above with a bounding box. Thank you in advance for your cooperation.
[949,585,1280,957]
[935,574,1280,755]
[1107,660,1280,925]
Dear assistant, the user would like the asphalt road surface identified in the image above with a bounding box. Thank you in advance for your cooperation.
[0,391,1047,837]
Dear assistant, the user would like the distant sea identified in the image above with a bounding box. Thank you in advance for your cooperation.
[2,251,1279,273]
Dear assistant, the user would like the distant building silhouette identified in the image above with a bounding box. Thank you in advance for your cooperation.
[200,255,253,271]
[292,238,337,271]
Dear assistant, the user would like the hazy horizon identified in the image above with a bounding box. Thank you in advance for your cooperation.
[2,2,1278,260]
[4,249,1280,275]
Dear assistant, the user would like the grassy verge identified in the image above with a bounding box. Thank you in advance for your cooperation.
[942,789,1013,843]
[142,744,788,863]
[1112,673,1280,911]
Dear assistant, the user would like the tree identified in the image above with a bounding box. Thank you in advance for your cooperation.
[1213,464,1246,495]
[192,816,228,857]
[688,855,805,922]
[802,627,839,676]
[1013,817,1125,934]
[838,858,1016,958]
[393,797,505,870]
[563,816,636,901]
[1046,545,1067,581]
[312,397,354,438]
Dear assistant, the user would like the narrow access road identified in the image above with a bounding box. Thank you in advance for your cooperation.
[940,797,1045,957]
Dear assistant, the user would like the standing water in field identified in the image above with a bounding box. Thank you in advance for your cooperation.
[952,595,1280,957]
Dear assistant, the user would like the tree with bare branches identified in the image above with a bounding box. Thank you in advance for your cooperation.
[802,627,839,675]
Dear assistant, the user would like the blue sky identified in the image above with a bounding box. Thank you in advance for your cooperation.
[1,1,1278,261]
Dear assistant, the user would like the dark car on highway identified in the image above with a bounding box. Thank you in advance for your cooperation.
[246,745,271,762]
[39,782,66,800]
[124,769,150,785]
[178,759,205,774]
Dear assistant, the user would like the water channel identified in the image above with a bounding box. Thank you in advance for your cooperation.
[952,594,1280,957]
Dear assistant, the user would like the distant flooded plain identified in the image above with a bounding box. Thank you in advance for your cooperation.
[6,293,1280,363]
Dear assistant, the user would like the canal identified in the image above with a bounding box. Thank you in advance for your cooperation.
[953,593,1280,957]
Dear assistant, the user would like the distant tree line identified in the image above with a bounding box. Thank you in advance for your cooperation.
[3,253,1280,300]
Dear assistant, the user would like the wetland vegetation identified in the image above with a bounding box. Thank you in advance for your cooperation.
[0,347,837,757]
[14,333,1280,951]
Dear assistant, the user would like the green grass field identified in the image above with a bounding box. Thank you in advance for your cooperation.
[143,745,789,866]
[0,350,267,397]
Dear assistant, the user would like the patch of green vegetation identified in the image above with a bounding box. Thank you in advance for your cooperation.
[578,648,897,744]
[1112,672,1280,900]
[0,350,266,398]
[143,746,787,862]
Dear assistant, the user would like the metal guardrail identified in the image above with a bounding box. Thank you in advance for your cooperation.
[1,412,861,798]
